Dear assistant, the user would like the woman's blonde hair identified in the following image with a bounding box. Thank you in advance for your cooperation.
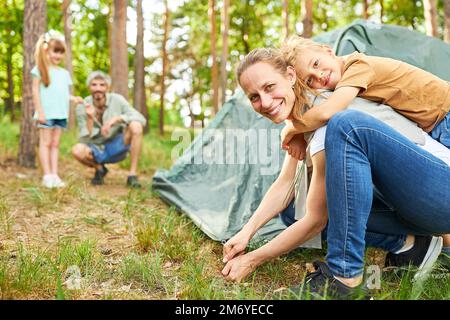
[34,31,66,87]
[236,48,311,121]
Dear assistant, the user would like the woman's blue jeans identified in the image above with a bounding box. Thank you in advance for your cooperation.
[325,110,450,278]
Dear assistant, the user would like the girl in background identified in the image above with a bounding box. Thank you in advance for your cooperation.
[32,31,83,188]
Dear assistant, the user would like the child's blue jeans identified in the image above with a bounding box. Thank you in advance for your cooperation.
[430,111,450,149]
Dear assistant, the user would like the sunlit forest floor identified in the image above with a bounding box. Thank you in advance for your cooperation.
[0,119,448,300]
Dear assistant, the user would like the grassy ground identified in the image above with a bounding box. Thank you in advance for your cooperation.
[0,118,448,300]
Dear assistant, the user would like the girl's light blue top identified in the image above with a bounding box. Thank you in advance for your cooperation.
[31,66,73,120]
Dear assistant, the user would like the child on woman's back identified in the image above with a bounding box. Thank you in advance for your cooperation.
[280,36,450,150]
[32,31,83,188]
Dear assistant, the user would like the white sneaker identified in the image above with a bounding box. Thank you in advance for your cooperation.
[42,175,55,188]
[52,175,66,188]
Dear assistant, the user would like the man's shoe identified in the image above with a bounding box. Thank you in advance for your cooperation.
[384,235,443,280]
[288,261,369,300]
[436,251,450,272]
[126,175,141,188]
[91,165,108,185]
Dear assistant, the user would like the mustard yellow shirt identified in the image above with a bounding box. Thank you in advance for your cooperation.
[335,52,450,132]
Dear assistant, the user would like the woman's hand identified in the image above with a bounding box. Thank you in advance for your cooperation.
[287,134,307,160]
[222,229,252,263]
[221,252,259,282]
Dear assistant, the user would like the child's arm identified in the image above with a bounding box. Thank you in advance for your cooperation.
[32,77,46,124]
[290,86,360,135]
[70,95,84,105]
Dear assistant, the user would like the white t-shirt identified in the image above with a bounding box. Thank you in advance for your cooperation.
[309,125,450,167]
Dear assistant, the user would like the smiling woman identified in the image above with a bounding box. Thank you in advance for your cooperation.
[236,48,308,125]
[222,46,450,300]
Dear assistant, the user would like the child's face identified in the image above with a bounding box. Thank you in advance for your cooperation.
[239,62,296,124]
[47,49,64,66]
[296,47,343,90]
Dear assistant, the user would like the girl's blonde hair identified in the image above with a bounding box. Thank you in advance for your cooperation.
[236,48,311,121]
[281,35,332,115]
[34,32,66,87]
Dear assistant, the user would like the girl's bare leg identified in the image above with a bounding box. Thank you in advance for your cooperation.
[39,128,53,176]
[50,127,62,176]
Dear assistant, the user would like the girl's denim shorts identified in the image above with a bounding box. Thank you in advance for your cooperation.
[37,119,68,129]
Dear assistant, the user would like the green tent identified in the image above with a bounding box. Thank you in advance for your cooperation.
[152,20,450,243]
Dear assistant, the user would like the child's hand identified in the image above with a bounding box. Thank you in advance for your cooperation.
[286,134,307,161]
[73,96,84,105]
[37,113,47,124]
[280,122,297,150]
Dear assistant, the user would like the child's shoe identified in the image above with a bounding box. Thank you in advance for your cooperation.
[42,175,55,188]
[52,175,66,188]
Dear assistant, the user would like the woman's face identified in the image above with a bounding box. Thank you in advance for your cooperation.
[239,62,296,124]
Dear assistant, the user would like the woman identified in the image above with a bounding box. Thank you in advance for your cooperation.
[221,48,450,299]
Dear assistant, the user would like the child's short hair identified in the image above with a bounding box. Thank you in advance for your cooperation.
[281,36,328,74]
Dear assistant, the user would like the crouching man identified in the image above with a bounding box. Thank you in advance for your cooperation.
[72,71,146,188]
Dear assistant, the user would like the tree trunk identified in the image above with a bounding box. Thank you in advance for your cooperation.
[444,0,450,43]
[19,0,46,168]
[160,0,169,135]
[363,0,369,19]
[240,0,250,54]
[6,44,15,121]
[301,0,313,38]
[282,0,289,39]
[108,2,113,75]
[220,0,229,106]
[62,0,76,129]
[134,0,148,133]
[379,0,384,22]
[209,0,219,114]
[111,0,129,99]
[423,0,438,37]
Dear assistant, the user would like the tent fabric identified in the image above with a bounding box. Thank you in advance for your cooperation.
[152,91,287,242]
[332,20,450,81]
[152,20,450,243]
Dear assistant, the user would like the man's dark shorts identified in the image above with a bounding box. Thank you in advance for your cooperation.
[88,133,131,164]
